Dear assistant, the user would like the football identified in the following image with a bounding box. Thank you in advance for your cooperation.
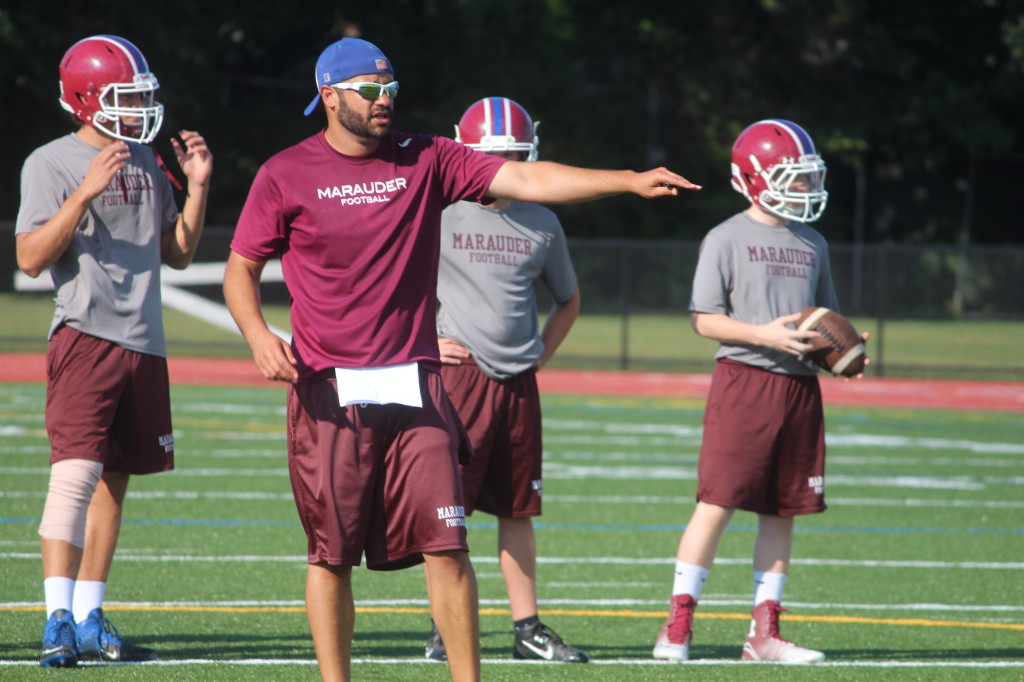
[795,307,867,377]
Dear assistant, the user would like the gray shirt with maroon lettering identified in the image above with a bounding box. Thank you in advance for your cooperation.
[437,200,577,380]
[16,133,179,356]
[689,211,839,375]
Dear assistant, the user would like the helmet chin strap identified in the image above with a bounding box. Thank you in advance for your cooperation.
[151,144,183,190]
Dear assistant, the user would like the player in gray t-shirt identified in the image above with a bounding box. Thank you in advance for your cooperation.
[653,120,866,665]
[16,35,212,668]
[425,97,587,663]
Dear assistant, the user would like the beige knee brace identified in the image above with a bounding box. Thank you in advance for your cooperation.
[38,459,103,548]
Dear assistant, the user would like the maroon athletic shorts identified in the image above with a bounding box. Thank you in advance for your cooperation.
[696,359,826,516]
[441,360,542,518]
[287,367,473,571]
[45,325,174,474]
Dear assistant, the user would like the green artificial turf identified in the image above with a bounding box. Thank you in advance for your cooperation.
[1,385,1021,679]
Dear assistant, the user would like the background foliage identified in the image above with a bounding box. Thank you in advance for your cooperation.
[2,0,1023,244]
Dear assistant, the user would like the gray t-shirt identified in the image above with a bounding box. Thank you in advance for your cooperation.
[689,211,839,375]
[437,200,577,380]
[16,133,178,356]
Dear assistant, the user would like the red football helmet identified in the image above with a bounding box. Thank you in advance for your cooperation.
[730,119,827,223]
[58,35,164,143]
[455,97,539,161]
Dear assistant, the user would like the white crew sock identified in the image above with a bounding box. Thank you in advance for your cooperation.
[753,570,786,606]
[72,580,107,623]
[672,561,709,599]
[44,577,75,618]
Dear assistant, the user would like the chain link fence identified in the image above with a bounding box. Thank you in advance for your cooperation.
[3,224,1022,379]
[564,239,1024,318]
[555,239,1024,379]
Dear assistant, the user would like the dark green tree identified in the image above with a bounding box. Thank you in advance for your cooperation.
[2,0,1022,243]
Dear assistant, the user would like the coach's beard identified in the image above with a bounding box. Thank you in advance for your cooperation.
[336,104,392,141]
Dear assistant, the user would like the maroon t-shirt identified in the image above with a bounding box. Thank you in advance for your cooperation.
[231,131,506,381]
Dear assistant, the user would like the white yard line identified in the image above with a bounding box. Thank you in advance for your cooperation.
[5,489,1023,508]
[5,597,1023,613]
[1,553,1022,570]
[1,657,1022,668]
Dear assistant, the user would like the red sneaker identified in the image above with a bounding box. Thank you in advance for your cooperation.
[652,594,696,661]
[741,600,824,663]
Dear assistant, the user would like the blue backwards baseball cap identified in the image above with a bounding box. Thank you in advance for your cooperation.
[303,38,394,116]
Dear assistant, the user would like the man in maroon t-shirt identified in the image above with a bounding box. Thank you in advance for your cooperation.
[224,37,698,682]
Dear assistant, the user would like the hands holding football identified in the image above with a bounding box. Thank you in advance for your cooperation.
[794,307,869,377]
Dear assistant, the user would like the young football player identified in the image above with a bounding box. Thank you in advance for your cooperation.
[16,34,212,667]
[422,97,586,664]
[653,119,864,664]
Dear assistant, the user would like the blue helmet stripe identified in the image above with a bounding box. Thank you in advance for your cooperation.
[769,119,815,155]
[95,34,149,74]
[486,97,507,136]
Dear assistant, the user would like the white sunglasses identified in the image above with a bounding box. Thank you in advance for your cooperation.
[331,81,399,100]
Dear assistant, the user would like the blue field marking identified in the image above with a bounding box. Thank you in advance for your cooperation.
[6,517,1017,535]
[0,517,298,528]
[1,657,1023,668]
[127,519,300,527]
[523,522,1024,535]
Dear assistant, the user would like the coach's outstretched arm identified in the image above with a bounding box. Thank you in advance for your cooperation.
[487,162,700,204]
[223,251,299,383]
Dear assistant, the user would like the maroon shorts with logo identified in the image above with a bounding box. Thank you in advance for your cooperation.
[45,325,174,474]
[696,359,826,516]
[287,368,473,571]
[441,361,543,519]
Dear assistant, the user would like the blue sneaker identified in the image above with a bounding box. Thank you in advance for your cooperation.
[40,609,78,667]
[76,608,157,662]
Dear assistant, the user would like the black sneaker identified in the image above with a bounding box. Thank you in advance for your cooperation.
[424,622,447,661]
[513,621,588,663]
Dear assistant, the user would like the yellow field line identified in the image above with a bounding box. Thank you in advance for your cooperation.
[535,609,1024,632]
[4,605,1021,631]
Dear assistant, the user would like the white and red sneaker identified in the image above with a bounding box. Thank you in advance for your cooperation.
[652,594,696,661]
[741,600,825,663]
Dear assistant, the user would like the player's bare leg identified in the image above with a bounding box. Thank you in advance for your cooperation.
[744,514,823,662]
[305,563,354,682]
[497,517,537,619]
[498,517,588,662]
[677,501,735,568]
[41,468,156,663]
[40,460,107,581]
[654,501,736,661]
[423,550,479,682]
[41,541,83,582]
[39,460,102,667]
[753,514,793,574]
[78,471,130,582]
